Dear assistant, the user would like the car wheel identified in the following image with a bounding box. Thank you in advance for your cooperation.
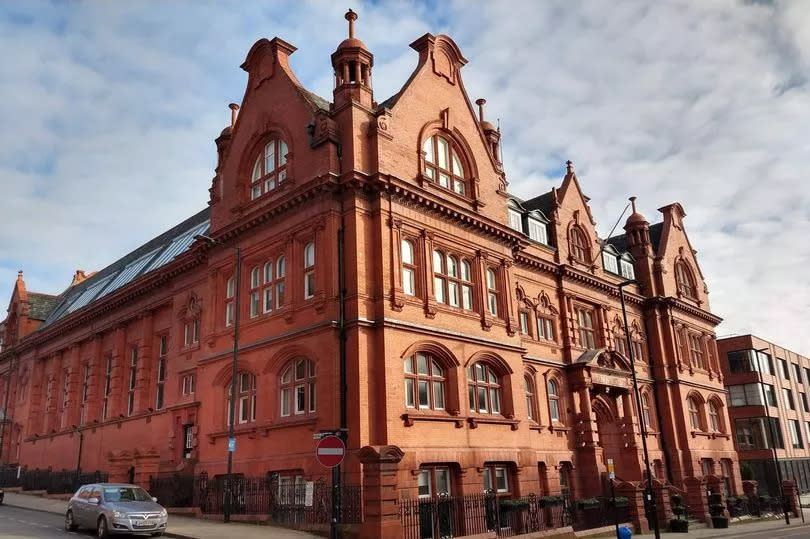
[97,515,109,538]
[64,510,78,531]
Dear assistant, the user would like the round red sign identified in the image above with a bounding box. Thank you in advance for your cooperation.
[315,435,346,468]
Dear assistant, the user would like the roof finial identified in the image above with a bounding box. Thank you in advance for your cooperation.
[228,103,239,128]
[17,270,23,280]
[345,9,358,39]
[566,160,574,175]
[629,196,637,213]
[475,98,486,123]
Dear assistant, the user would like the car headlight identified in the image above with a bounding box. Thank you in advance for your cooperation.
[160,509,168,517]
[112,510,125,518]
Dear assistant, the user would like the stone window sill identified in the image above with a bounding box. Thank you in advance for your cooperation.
[468,415,520,431]
[402,412,464,428]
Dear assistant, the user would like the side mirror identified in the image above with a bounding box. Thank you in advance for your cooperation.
[87,497,100,505]
[152,497,158,503]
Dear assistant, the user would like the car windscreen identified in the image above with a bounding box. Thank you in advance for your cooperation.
[102,487,152,502]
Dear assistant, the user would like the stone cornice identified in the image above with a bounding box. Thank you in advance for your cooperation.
[378,174,528,249]
[652,296,723,325]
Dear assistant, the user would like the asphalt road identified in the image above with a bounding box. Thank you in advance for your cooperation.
[0,504,88,538]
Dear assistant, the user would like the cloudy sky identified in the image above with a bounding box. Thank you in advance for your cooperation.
[1,1,808,354]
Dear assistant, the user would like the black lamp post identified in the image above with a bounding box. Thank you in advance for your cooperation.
[196,234,241,523]
[618,279,660,539]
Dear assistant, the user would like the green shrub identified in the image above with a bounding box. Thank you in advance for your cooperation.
[576,498,601,508]
[539,495,562,506]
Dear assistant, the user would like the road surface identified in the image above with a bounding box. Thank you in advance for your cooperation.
[0,504,91,538]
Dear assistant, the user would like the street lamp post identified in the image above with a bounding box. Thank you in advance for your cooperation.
[196,234,240,524]
[618,280,661,539]
[754,347,790,524]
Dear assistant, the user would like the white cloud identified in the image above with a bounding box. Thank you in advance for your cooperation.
[0,0,808,354]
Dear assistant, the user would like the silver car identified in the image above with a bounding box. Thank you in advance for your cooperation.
[65,483,168,538]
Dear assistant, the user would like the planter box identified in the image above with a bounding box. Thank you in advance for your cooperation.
[669,519,689,533]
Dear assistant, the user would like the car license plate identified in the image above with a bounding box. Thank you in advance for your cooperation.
[134,522,153,528]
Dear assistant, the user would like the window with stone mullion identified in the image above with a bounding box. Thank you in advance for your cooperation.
[467,363,501,415]
[404,354,445,411]
[249,266,261,318]
[689,334,704,369]
[250,139,289,200]
[280,359,316,417]
[576,308,596,348]
[423,135,466,195]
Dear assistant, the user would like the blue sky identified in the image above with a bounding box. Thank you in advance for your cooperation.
[1,0,809,354]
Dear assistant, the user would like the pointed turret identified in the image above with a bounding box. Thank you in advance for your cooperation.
[624,196,651,257]
[331,9,374,108]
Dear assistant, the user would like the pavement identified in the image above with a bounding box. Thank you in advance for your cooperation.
[638,516,810,538]
[2,491,318,539]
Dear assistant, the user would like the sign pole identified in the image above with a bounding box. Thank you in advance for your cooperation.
[608,459,620,539]
[315,433,346,539]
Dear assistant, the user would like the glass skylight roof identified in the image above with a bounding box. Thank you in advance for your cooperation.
[50,215,210,324]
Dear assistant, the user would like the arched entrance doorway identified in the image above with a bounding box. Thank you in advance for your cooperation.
[592,395,623,478]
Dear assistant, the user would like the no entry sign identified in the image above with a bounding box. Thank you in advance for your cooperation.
[315,435,345,468]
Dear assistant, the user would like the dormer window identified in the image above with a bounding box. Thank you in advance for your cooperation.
[602,252,618,274]
[508,209,523,232]
[528,218,548,245]
[619,258,635,279]
[423,134,467,195]
[251,139,288,200]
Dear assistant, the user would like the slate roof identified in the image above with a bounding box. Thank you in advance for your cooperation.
[377,92,399,111]
[42,208,211,328]
[522,191,555,217]
[302,89,330,111]
[26,293,59,321]
[606,222,664,254]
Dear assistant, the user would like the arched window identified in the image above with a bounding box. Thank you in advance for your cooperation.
[304,242,315,299]
[676,261,697,299]
[249,266,261,318]
[423,134,467,195]
[709,400,723,432]
[570,227,590,263]
[432,250,446,304]
[401,240,416,296]
[524,375,537,422]
[467,362,501,414]
[548,380,561,422]
[641,393,652,429]
[280,359,316,417]
[225,276,235,327]
[633,340,645,362]
[404,353,445,410]
[688,397,703,431]
[250,138,288,200]
[227,372,256,425]
[614,331,628,356]
[486,268,499,317]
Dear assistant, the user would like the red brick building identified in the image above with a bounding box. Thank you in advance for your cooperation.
[718,334,810,496]
[0,10,738,527]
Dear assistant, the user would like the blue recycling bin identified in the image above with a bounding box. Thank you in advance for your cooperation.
[618,525,632,539]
